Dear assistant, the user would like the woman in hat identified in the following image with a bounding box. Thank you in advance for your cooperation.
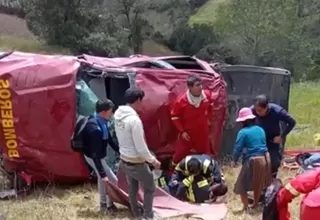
[231,107,272,211]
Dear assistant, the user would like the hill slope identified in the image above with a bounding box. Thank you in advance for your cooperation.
[189,0,228,25]
[0,13,176,56]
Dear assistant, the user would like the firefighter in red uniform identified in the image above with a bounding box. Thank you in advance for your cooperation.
[276,168,320,220]
[170,75,214,166]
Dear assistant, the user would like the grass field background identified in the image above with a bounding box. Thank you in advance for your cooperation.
[1,12,319,220]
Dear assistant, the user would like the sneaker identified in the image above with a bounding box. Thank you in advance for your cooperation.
[99,203,118,214]
[107,204,118,212]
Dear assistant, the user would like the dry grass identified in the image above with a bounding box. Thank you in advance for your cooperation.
[0,167,300,220]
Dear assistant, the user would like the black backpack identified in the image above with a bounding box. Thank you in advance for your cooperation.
[262,178,283,220]
[70,115,89,152]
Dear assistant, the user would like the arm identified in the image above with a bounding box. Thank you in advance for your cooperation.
[86,123,107,178]
[205,90,214,121]
[232,130,245,163]
[171,160,186,183]
[278,107,296,137]
[304,153,320,167]
[107,130,119,153]
[211,161,224,184]
[131,117,155,164]
[175,176,193,201]
[171,98,184,133]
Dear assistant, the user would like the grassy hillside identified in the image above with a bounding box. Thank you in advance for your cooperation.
[0,13,176,56]
[0,14,69,54]
[189,0,227,25]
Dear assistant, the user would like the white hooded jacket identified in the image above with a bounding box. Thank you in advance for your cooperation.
[114,105,155,164]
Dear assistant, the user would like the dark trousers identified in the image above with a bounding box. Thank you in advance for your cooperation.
[268,147,282,178]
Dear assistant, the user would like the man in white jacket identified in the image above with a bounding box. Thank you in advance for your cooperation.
[114,87,161,220]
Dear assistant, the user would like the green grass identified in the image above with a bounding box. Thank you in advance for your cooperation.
[0,35,70,55]
[286,82,320,148]
[189,0,228,25]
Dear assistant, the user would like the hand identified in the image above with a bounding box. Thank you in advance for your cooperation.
[152,159,161,169]
[181,132,190,141]
[172,180,178,185]
[231,161,236,168]
[273,136,282,144]
[102,177,109,182]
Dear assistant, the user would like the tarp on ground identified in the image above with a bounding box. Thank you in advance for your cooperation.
[105,169,227,220]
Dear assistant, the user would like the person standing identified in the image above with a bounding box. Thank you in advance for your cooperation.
[114,87,161,220]
[82,100,119,213]
[170,75,214,166]
[251,95,296,178]
[232,107,272,211]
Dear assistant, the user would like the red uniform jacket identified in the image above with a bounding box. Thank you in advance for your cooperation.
[277,168,320,220]
[170,90,214,163]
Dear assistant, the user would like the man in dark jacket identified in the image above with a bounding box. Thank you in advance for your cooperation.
[83,99,120,213]
[252,95,296,178]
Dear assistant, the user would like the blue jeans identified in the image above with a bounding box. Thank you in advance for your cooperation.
[84,155,118,207]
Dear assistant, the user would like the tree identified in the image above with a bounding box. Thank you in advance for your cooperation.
[25,0,129,56]
[214,0,311,79]
[113,0,153,54]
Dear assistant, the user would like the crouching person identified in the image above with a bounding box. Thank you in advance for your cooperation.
[169,154,228,200]
[83,100,119,213]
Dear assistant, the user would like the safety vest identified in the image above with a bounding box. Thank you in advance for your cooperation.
[155,176,168,188]
[183,175,210,203]
[175,155,212,176]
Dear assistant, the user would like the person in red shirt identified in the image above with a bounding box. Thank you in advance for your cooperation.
[264,168,320,220]
[170,75,213,166]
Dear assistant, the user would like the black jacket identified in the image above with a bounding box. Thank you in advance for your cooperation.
[83,117,119,178]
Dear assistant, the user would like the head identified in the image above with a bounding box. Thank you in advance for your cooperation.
[236,107,256,126]
[124,87,145,111]
[242,118,256,128]
[209,184,228,199]
[187,75,202,97]
[96,99,114,120]
[254,94,269,116]
[187,158,202,175]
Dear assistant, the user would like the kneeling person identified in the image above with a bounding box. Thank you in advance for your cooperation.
[170,154,228,201]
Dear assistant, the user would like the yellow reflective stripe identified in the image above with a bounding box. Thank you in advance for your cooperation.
[159,177,166,187]
[185,156,192,173]
[154,180,159,187]
[171,117,179,120]
[197,179,209,188]
[175,165,182,172]
[203,159,211,174]
[183,175,193,187]
[285,183,300,197]
[187,186,196,202]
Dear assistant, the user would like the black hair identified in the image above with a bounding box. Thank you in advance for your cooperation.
[187,75,202,87]
[187,158,202,175]
[95,99,114,113]
[210,183,228,197]
[254,94,269,108]
[242,118,256,127]
[124,87,145,104]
